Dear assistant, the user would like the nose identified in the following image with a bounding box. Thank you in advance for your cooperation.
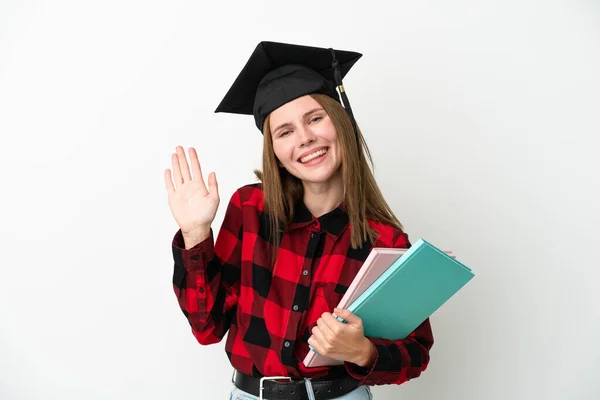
[297,125,316,147]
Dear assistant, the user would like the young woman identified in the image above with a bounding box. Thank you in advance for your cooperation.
[165,42,434,400]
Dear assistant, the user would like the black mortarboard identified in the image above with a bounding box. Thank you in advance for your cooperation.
[215,41,362,133]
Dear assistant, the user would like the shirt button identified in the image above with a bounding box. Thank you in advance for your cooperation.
[293,305,299,311]
[303,270,308,276]
[310,232,316,239]
[284,341,290,347]
[199,288,204,293]
[192,255,199,261]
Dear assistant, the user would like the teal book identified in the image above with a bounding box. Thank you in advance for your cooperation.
[303,238,474,367]
[344,238,474,339]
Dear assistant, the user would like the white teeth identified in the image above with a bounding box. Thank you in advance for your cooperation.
[300,148,328,163]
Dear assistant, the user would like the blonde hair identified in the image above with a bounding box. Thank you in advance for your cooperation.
[255,93,403,268]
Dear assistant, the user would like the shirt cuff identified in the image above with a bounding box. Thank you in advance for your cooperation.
[172,228,215,270]
[343,338,393,386]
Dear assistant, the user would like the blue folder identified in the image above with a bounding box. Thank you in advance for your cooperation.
[309,238,474,356]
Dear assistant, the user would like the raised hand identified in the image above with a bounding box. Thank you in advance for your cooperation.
[165,146,219,242]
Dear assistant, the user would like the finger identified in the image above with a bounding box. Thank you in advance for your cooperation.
[164,169,175,194]
[321,312,339,326]
[176,146,192,183]
[308,334,322,354]
[317,314,335,342]
[188,147,206,188]
[444,250,456,259]
[333,307,362,329]
[171,153,183,187]
[333,307,362,328]
[311,326,329,350]
[333,308,355,322]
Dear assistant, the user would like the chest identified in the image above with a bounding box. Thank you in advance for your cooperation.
[240,227,372,313]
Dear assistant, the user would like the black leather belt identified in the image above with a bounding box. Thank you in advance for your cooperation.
[233,370,360,400]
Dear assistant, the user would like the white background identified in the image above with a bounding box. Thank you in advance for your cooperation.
[1,0,599,399]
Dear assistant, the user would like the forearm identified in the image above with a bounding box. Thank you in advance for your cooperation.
[172,228,225,343]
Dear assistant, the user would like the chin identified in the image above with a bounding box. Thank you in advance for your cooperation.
[282,159,342,183]
[299,168,342,184]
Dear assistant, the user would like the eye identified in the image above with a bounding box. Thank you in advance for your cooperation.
[279,130,291,138]
[310,116,323,123]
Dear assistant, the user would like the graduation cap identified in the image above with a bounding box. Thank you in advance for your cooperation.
[215,41,362,134]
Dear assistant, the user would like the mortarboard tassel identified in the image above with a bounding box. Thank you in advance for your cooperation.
[329,48,360,146]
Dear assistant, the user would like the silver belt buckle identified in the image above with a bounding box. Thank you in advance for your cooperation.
[259,376,292,400]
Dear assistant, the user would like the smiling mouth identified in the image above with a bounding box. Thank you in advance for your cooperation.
[298,148,329,164]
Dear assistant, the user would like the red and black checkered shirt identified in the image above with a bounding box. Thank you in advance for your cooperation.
[171,183,433,386]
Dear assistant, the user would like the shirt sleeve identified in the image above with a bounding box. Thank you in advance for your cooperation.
[343,230,435,386]
[171,189,243,345]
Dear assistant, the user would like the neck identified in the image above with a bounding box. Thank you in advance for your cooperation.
[302,173,344,218]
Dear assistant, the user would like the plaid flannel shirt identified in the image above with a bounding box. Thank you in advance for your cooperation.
[172,183,433,386]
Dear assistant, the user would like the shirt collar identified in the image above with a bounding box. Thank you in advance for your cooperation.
[287,198,349,240]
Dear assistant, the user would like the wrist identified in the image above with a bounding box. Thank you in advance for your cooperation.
[183,225,210,237]
[355,338,377,368]
[182,226,211,249]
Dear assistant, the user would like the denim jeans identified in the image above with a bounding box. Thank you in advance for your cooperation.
[229,383,373,400]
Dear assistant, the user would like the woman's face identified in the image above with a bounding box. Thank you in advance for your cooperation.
[269,95,341,185]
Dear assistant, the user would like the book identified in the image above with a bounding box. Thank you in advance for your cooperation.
[302,238,474,367]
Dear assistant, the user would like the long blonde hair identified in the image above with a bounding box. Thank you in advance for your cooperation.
[255,93,403,267]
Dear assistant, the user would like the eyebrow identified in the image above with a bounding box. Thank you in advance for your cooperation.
[272,107,324,135]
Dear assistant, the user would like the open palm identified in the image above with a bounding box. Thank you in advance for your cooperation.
[164,146,220,236]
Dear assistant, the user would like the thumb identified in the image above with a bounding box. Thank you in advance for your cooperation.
[208,172,219,198]
[334,308,361,327]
